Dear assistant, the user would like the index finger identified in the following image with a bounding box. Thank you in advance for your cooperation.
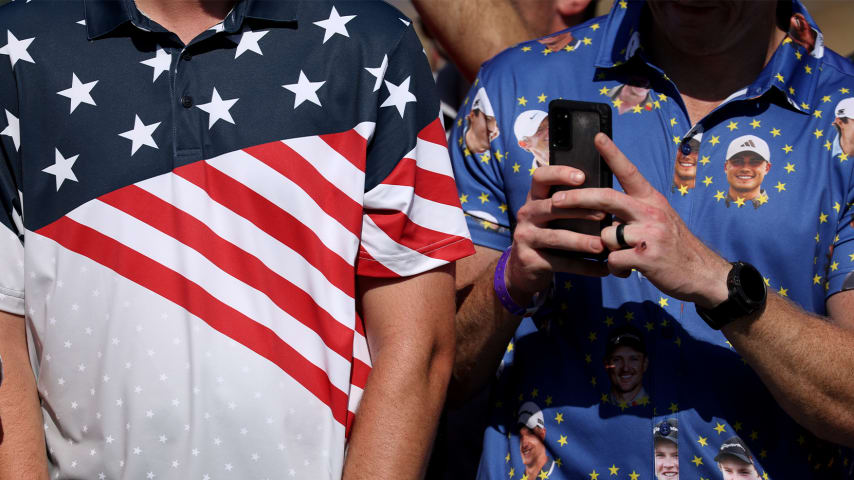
[529,165,586,200]
[594,133,656,199]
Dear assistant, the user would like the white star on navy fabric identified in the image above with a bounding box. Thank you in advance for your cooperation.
[365,55,388,93]
[1,110,19,151]
[234,29,269,58]
[313,7,356,44]
[42,148,79,191]
[196,88,238,129]
[57,73,98,114]
[381,76,417,118]
[0,30,35,68]
[118,115,160,155]
[140,47,171,82]
[282,71,325,109]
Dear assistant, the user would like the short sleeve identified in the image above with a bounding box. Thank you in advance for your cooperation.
[0,41,25,315]
[827,175,854,296]
[356,24,474,278]
[449,74,512,251]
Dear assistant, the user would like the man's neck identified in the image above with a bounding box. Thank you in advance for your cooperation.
[134,0,237,44]
[647,19,786,125]
[612,386,642,404]
[525,457,548,479]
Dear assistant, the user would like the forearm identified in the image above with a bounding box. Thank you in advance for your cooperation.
[0,313,48,480]
[412,0,534,81]
[450,257,523,404]
[722,293,854,447]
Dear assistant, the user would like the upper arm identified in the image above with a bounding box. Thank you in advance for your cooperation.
[358,264,456,363]
[456,244,501,291]
[827,290,854,330]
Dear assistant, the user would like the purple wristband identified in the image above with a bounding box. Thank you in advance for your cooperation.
[494,246,545,316]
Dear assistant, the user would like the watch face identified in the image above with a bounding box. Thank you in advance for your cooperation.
[738,263,767,305]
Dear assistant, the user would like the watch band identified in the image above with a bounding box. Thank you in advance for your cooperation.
[696,261,767,330]
[494,246,547,317]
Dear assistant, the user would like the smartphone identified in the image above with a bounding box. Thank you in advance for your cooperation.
[548,99,613,259]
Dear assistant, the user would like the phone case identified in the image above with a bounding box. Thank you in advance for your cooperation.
[548,99,613,259]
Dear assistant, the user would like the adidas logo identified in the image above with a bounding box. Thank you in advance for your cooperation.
[740,140,756,149]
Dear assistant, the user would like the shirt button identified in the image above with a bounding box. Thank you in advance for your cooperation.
[180,96,193,108]
[181,52,192,61]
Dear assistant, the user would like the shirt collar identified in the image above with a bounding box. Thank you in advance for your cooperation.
[83,0,298,40]
[594,0,823,115]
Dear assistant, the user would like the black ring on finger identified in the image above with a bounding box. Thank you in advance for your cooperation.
[615,223,630,249]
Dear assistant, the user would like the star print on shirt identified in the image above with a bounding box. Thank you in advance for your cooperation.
[364,55,389,93]
[0,30,35,68]
[314,7,356,44]
[140,47,171,82]
[195,87,238,129]
[57,73,98,114]
[234,29,269,59]
[42,148,79,191]
[282,71,325,108]
[1,110,20,151]
[381,76,417,118]
[118,115,160,155]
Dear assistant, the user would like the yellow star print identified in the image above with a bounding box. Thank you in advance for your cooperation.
[842,87,850,94]
[480,152,491,164]
[531,388,539,398]
[612,98,623,108]
[770,127,781,137]
[698,435,708,446]
[495,150,504,161]
[800,102,810,110]
[795,50,802,60]
[709,135,720,146]
[463,147,471,157]
[564,44,575,52]
[512,162,521,173]
[669,402,679,413]
[714,190,725,201]
[583,37,592,45]
[529,165,537,175]
[541,48,552,56]
[702,176,713,187]
[831,261,840,271]
[521,474,527,480]
[459,194,468,204]
[619,0,627,7]
[672,135,681,144]
[521,46,531,52]
[782,144,793,153]
[775,73,784,82]
[734,196,746,208]
[714,422,727,434]
[555,412,564,424]
[537,93,547,103]
[813,274,822,285]
[518,96,528,106]
[825,140,832,151]
[819,212,828,223]
[788,86,796,95]
[545,395,553,406]
[558,435,568,446]
[700,155,711,165]
[727,121,738,131]
[758,193,768,205]
[604,316,614,326]
[775,182,786,192]
[632,104,642,113]
[814,129,824,138]
[506,453,511,463]
[654,100,661,109]
[778,286,788,296]
[591,23,600,30]
[645,321,654,331]
[814,110,822,118]
[750,430,759,440]
[785,163,795,173]
[507,342,514,352]
[499,204,508,213]
[609,465,619,476]
[822,95,832,103]
[509,467,515,478]
[692,456,704,467]
[670,117,677,126]
[850,253,854,262]
[659,297,669,307]
[589,331,597,342]
[834,201,841,213]
[840,152,850,162]
[599,86,609,95]
[625,311,634,321]
[590,471,600,480]
[658,93,668,102]
[678,184,689,195]
[478,192,490,203]
[629,471,640,480]
[590,376,597,386]
[538,470,549,480]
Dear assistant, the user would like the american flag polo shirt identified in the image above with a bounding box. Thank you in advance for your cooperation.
[0,0,474,478]
[450,0,854,479]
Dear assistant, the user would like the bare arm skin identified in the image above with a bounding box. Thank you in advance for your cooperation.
[411,0,534,82]
[342,264,455,479]
[0,311,48,480]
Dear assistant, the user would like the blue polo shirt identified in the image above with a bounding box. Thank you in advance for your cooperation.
[450,1,854,478]
[0,0,472,478]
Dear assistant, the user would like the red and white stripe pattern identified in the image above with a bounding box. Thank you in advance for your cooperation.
[359,118,473,277]
[35,118,473,435]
